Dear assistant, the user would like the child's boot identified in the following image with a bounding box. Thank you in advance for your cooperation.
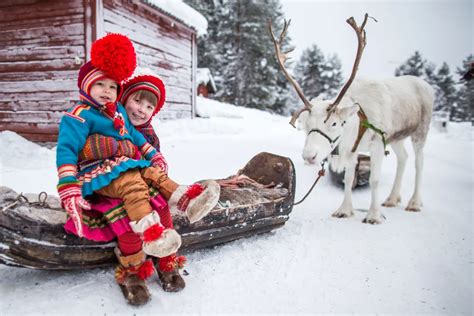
[167,180,220,223]
[129,211,182,257]
[114,248,154,306]
[141,168,221,223]
[156,254,186,292]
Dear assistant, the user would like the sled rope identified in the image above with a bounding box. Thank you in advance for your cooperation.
[293,161,327,206]
[1,192,54,212]
[217,174,276,189]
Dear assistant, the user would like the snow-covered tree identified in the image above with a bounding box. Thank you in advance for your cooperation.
[431,62,457,115]
[395,51,426,77]
[453,55,474,122]
[185,0,293,114]
[294,45,343,101]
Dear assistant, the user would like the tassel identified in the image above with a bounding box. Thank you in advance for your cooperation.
[143,224,164,242]
[137,260,155,280]
[158,254,186,272]
[176,255,186,268]
[113,117,124,130]
[186,183,204,199]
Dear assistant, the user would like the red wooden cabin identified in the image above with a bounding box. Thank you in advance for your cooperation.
[0,0,204,142]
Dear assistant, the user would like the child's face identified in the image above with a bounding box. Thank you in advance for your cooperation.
[89,78,118,105]
[125,92,155,126]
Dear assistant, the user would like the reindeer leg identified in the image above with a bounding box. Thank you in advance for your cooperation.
[406,139,424,212]
[363,141,385,224]
[382,140,407,207]
[332,155,356,218]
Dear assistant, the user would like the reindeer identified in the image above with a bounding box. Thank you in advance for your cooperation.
[269,15,434,224]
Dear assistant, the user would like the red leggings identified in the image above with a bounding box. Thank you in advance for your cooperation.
[118,205,174,256]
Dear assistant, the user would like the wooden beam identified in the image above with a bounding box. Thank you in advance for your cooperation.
[83,0,103,61]
[191,32,197,118]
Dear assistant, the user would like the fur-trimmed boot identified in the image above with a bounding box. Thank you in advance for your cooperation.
[156,254,186,292]
[167,180,221,223]
[114,248,155,306]
[141,168,221,223]
[129,211,182,257]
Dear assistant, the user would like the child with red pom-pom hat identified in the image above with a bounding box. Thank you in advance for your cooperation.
[57,33,220,305]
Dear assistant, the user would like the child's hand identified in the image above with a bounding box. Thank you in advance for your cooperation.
[151,153,168,174]
[63,195,91,238]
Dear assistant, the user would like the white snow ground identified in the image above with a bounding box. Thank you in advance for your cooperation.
[0,96,472,315]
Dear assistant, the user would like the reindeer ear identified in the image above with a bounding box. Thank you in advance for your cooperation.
[337,105,358,120]
[296,110,310,130]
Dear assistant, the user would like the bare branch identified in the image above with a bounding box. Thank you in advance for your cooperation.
[268,19,312,128]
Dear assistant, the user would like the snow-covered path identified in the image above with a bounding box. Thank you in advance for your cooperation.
[0,100,472,315]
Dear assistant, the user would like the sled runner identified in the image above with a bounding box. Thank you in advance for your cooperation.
[0,152,295,270]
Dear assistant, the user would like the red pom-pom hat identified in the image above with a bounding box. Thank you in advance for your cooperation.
[121,75,166,118]
[77,33,137,97]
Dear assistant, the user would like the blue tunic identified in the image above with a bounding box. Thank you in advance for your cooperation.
[56,102,158,197]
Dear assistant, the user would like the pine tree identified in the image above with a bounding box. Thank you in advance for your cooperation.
[454,55,474,122]
[431,62,457,116]
[294,45,343,101]
[185,0,293,114]
[395,51,426,77]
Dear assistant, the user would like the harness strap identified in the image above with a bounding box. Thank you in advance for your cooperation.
[351,108,369,153]
[308,129,340,145]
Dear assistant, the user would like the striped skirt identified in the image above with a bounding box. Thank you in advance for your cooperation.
[64,187,172,242]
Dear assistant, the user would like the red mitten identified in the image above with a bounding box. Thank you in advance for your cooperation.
[151,152,168,174]
[62,195,91,238]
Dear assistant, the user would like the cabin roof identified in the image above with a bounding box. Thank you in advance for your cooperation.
[143,0,208,35]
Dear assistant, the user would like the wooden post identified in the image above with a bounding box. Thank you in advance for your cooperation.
[84,0,104,61]
[191,32,197,118]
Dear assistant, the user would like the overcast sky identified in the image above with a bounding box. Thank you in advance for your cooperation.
[280,0,472,79]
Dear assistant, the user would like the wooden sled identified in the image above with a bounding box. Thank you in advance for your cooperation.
[329,154,371,189]
[0,152,295,270]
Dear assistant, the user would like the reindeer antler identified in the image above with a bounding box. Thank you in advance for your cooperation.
[268,19,312,128]
[324,13,371,122]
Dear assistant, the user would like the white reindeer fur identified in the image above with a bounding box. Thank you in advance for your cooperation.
[300,75,434,224]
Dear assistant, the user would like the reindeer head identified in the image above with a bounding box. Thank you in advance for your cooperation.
[269,14,370,164]
[299,98,358,164]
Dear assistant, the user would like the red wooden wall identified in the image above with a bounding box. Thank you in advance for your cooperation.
[0,0,197,142]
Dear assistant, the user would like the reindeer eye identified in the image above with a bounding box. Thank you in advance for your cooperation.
[331,122,337,127]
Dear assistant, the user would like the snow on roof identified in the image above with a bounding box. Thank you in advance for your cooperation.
[144,0,208,36]
[196,68,217,92]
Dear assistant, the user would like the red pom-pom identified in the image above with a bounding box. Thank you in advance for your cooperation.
[143,223,164,242]
[158,254,187,272]
[185,183,204,199]
[91,33,136,83]
[137,260,155,280]
[113,117,124,130]
[176,255,187,268]
[158,255,176,272]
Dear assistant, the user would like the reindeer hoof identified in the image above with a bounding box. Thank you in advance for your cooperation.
[331,210,353,218]
[382,196,401,207]
[362,215,384,224]
[405,206,421,212]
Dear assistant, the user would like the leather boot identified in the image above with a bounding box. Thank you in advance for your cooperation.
[114,248,154,306]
